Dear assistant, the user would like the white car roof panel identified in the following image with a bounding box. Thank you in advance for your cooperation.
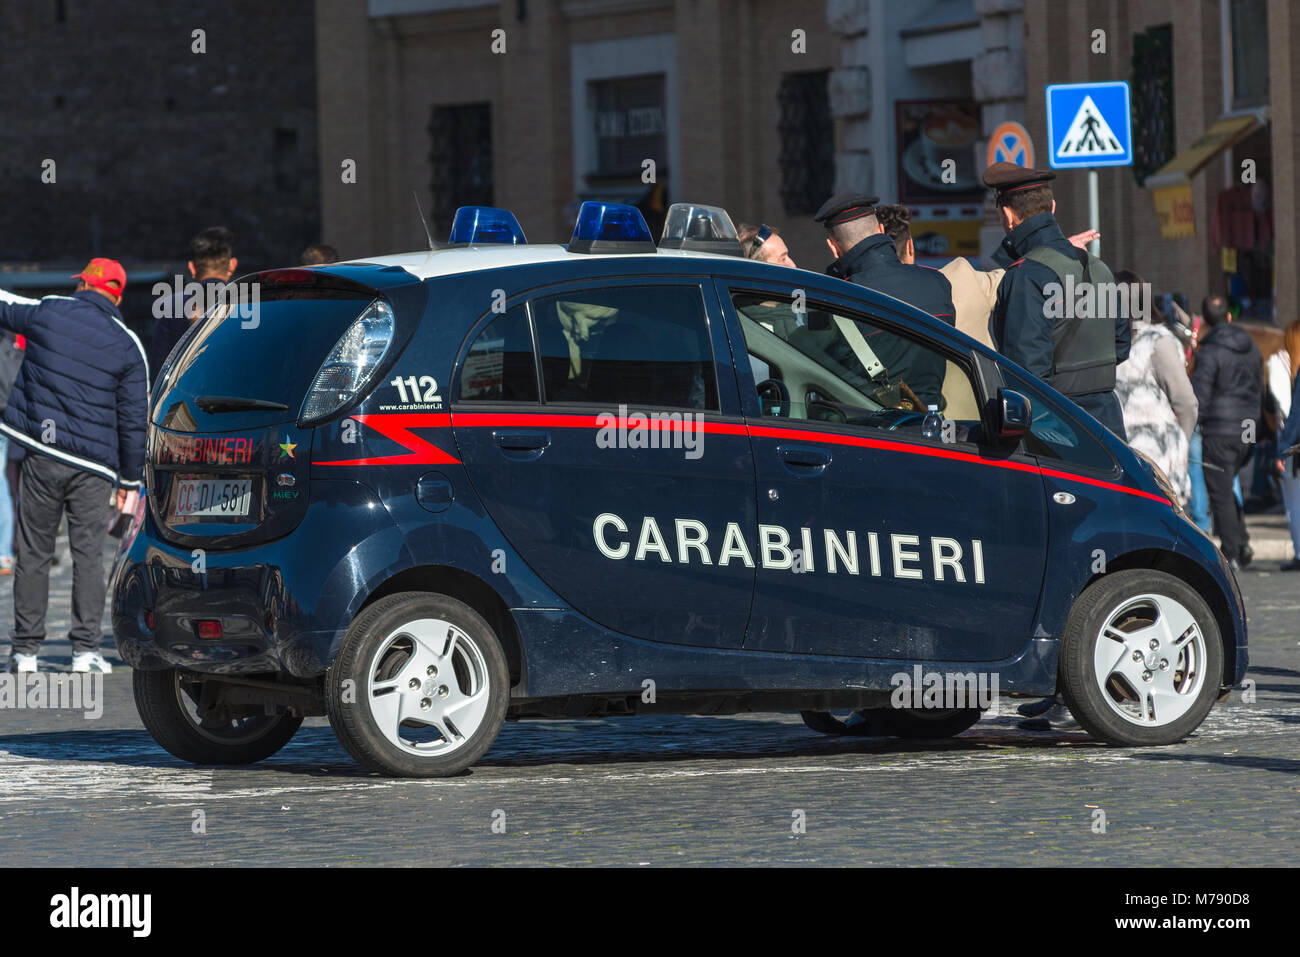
[339,244,742,280]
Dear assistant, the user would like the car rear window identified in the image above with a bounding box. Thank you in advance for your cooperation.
[153,290,374,430]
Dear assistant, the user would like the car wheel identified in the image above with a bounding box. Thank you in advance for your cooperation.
[133,669,303,765]
[1058,569,1223,746]
[326,592,509,777]
[850,707,983,739]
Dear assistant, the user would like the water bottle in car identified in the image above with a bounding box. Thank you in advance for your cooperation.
[922,404,943,440]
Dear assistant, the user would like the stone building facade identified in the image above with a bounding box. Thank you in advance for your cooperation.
[1020,0,1281,320]
[316,0,837,267]
[826,0,1027,264]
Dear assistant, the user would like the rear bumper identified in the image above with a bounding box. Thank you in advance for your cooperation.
[111,479,402,678]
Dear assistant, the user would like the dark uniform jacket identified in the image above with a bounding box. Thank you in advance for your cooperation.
[827,233,956,409]
[1190,323,1262,439]
[829,233,956,322]
[0,288,148,488]
[989,212,1131,436]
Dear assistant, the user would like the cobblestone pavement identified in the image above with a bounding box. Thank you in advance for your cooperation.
[0,536,1296,866]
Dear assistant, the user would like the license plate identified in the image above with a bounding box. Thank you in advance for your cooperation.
[173,478,253,518]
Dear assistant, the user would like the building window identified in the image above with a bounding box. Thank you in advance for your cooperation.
[1130,25,1174,187]
[588,75,667,182]
[1230,0,1268,109]
[778,71,834,216]
[429,103,493,237]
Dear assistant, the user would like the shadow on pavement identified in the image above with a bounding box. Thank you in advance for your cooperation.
[1131,748,1300,776]
[0,717,1110,779]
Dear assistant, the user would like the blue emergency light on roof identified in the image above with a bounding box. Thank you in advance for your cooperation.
[658,203,743,256]
[449,206,527,245]
[567,201,657,254]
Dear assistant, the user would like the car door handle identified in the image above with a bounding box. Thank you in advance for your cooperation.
[495,430,550,451]
[779,446,830,472]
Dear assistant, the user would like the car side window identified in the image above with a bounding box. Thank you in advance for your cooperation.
[733,292,981,434]
[1001,369,1115,471]
[532,285,718,410]
[457,305,539,402]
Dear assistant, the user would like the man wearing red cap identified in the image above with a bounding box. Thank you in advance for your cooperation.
[0,259,148,674]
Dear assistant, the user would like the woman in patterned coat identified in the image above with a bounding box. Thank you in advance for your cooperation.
[1113,272,1198,505]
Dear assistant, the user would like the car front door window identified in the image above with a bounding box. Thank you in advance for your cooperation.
[733,293,982,438]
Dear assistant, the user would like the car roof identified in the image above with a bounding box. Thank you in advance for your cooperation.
[342,243,743,280]
[315,243,978,358]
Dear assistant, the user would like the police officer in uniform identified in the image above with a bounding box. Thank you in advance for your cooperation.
[984,163,1130,438]
[813,193,956,409]
[816,193,956,322]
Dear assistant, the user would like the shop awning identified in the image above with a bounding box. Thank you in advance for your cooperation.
[1144,107,1268,188]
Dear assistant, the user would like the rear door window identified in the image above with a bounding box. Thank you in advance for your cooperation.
[531,285,718,410]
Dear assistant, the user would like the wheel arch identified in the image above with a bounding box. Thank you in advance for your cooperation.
[1084,548,1237,685]
[358,565,525,689]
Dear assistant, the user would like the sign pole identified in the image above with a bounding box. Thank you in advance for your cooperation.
[1088,169,1100,257]
[1045,81,1132,258]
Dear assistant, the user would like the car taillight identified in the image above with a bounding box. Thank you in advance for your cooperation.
[195,620,223,640]
[298,299,394,425]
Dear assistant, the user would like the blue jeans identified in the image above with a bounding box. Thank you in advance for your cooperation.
[0,435,11,559]
[1188,430,1210,531]
[1188,429,1242,533]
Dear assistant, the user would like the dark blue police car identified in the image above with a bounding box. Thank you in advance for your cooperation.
[112,202,1248,777]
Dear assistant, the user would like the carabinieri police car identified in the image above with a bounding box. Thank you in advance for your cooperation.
[111,202,1247,777]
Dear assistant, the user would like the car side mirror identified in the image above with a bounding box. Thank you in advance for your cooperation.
[998,388,1032,441]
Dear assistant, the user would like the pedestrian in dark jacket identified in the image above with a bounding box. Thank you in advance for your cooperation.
[148,226,236,387]
[1190,294,1262,570]
[813,193,956,410]
[0,258,148,674]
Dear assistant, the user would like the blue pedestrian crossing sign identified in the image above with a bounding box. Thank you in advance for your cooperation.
[1045,81,1132,169]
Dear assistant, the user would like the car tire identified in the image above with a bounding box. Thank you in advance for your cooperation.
[133,668,303,765]
[326,591,509,777]
[850,707,983,739]
[1058,569,1223,746]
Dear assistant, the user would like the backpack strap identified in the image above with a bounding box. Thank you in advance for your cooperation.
[1024,245,1087,284]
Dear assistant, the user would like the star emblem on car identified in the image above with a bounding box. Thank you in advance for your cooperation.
[279,440,297,460]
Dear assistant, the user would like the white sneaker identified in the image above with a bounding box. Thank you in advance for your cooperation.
[7,653,37,673]
[71,652,113,674]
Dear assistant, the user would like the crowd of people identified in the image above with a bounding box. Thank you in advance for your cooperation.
[738,165,1299,577]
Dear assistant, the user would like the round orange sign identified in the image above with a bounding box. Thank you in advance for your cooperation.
[986,121,1035,169]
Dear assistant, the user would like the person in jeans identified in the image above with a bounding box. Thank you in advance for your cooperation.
[0,435,11,575]
[0,259,148,673]
[1190,295,1262,570]
[1271,320,1300,570]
